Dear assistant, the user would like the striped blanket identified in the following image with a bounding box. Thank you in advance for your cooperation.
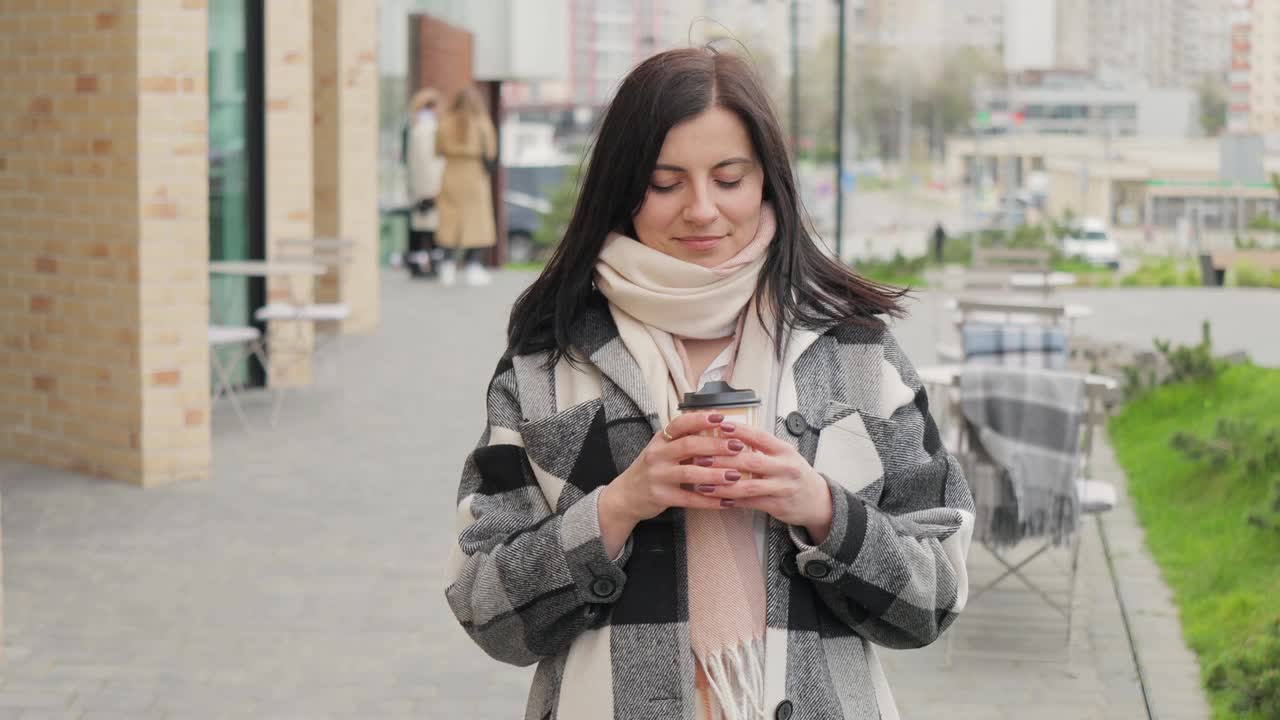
[959,366,1085,547]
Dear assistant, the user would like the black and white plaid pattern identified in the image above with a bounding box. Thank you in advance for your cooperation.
[959,366,1086,547]
[961,321,1068,369]
[446,294,975,719]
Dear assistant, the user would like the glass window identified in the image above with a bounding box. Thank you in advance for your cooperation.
[208,0,262,386]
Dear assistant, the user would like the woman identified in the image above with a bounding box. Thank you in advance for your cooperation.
[446,48,974,720]
[404,88,445,278]
[435,86,498,286]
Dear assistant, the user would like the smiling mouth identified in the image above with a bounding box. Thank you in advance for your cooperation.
[675,235,726,248]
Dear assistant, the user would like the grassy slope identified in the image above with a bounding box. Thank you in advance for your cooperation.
[1109,364,1280,719]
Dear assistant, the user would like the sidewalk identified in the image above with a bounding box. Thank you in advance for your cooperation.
[0,270,1208,718]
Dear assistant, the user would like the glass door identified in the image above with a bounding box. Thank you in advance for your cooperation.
[208,0,260,386]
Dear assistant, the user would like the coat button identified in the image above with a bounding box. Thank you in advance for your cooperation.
[785,412,808,437]
[774,699,794,720]
[803,560,831,579]
[780,552,799,577]
[590,577,616,598]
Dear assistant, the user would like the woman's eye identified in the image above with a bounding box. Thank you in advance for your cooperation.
[716,178,743,189]
[649,183,679,193]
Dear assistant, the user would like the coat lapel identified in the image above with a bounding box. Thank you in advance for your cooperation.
[572,297,663,431]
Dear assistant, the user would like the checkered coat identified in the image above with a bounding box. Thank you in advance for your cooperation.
[446,294,975,720]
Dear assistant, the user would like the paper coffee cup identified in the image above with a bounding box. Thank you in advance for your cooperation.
[678,381,760,480]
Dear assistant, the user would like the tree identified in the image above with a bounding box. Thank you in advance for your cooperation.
[1197,73,1228,137]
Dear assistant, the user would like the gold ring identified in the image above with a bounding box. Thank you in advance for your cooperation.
[662,429,674,442]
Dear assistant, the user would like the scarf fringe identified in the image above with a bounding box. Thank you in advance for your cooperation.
[700,636,766,720]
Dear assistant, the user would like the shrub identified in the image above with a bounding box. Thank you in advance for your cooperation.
[533,162,583,253]
[1232,262,1280,289]
[1121,320,1238,400]
[1121,257,1200,287]
[1207,617,1280,718]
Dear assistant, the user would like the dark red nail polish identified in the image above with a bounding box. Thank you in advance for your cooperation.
[720,422,736,432]
[725,470,741,482]
[728,440,744,452]
[720,499,736,508]
[708,413,724,423]
[697,484,717,493]
[695,456,714,467]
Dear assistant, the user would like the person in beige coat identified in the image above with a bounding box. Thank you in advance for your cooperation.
[435,87,498,286]
[405,88,446,278]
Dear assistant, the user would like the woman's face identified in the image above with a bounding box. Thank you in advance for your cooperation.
[632,106,765,268]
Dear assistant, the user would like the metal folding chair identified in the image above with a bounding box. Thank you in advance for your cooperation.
[922,365,1118,653]
[208,325,275,432]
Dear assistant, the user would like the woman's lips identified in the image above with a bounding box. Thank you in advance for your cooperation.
[676,235,725,251]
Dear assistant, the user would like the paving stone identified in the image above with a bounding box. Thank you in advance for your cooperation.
[0,275,1215,718]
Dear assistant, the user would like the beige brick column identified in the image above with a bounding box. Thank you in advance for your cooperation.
[137,0,212,482]
[312,0,380,334]
[0,0,210,486]
[265,0,315,386]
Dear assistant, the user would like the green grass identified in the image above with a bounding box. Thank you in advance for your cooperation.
[1109,364,1280,719]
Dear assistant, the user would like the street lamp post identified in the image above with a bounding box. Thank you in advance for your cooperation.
[834,0,846,260]
[790,0,800,153]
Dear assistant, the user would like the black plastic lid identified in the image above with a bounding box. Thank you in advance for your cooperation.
[678,381,761,410]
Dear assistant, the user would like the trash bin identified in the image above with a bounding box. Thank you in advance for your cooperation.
[1198,254,1225,287]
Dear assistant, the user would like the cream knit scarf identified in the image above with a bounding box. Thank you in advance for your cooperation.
[595,205,777,720]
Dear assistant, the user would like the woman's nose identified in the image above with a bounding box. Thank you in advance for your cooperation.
[683,185,719,225]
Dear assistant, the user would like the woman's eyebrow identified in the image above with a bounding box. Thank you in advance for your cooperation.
[652,157,755,173]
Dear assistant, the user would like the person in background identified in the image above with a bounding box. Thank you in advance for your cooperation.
[932,220,947,264]
[404,88,445,278]
[435,87,498,287]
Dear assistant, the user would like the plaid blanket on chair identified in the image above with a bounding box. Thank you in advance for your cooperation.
[959,366,1085,547]
[962,321,1068,369]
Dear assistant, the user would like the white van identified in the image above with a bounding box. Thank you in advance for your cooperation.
[1062,218,1120,269]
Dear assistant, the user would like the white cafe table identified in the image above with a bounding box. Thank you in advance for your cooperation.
[917,364,1118,392]
[209,259,326,277]
[941,296,1095,320]
[208,260,326,324]
[1008,271,1078,291]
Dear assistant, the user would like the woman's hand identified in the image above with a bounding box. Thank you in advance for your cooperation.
[702,423,834,544]
[598,412,747,557]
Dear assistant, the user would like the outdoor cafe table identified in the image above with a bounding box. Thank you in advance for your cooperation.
[209,259,326,320]
[1008,271,1077,291]
[208,259,327,278]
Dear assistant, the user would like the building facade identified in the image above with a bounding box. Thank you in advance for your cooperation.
[0,0,379,486]
[1247,0,1280,132]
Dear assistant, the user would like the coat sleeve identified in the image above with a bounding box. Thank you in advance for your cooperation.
[787,332,975,650]
[406,119,442,201]
[444,357,632,666]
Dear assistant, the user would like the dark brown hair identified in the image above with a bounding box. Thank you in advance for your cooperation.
[508,47,905,362]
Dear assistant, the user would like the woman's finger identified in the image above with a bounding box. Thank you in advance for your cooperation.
[669,487,743,511]
[719,422,794,455]
[700,477,793,500]
[705,449,781,477]
[663,463,744,488]
[661,411,726,441]
[654,434,747,463]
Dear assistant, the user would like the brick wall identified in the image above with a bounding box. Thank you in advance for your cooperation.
[313,0,380,334]
[0,0,210,486]
[136,0,211,482]
[265,0,316,386]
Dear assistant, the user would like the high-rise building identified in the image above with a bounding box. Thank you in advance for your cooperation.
[1177,0,1234,83]
[1088,0,1179,87]
[1228,0,1252,132]
[863,0,1002,49]
[1246,0,1280,131]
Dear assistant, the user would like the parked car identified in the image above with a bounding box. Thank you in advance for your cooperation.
[1062,218,1120,269]
[505,190,550,264]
